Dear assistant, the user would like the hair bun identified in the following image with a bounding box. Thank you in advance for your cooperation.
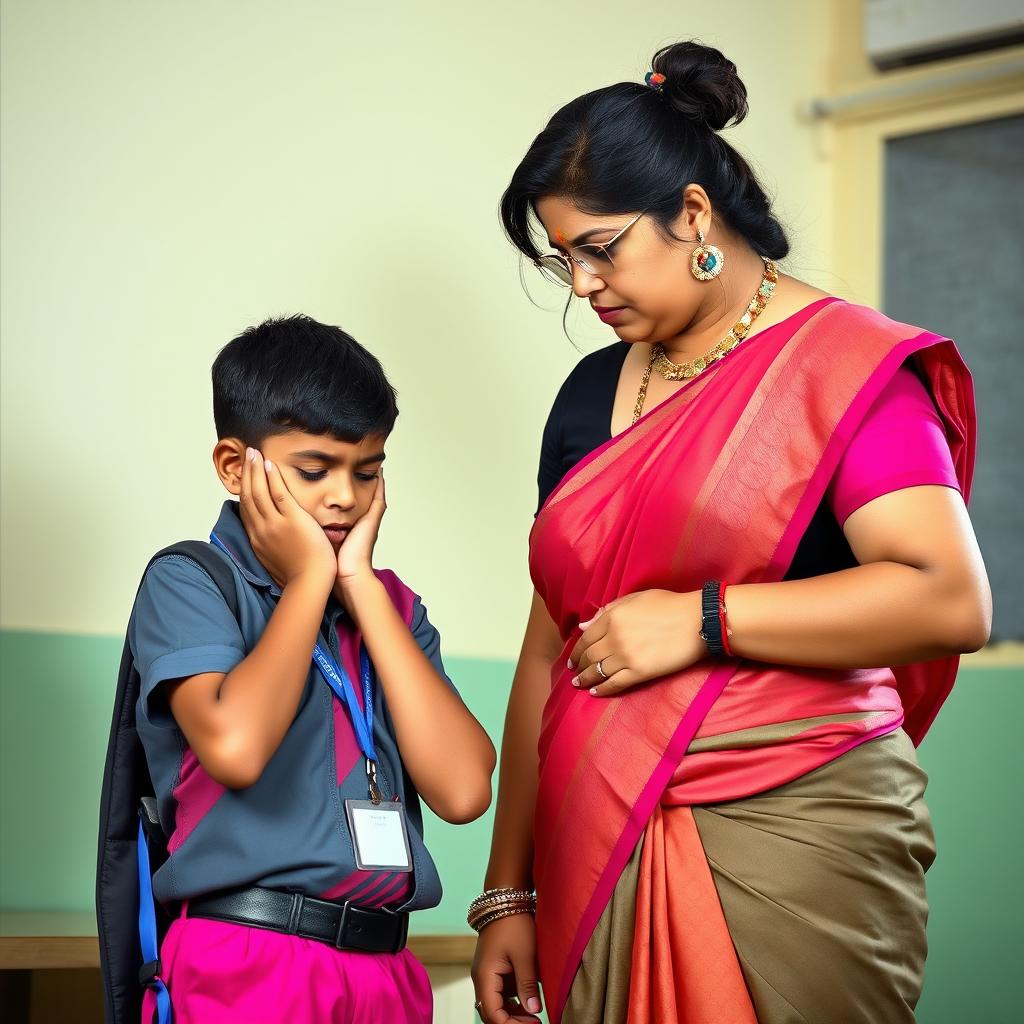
[650,41,748,131]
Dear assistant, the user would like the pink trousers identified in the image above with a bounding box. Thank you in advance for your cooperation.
[141,910,433,1023]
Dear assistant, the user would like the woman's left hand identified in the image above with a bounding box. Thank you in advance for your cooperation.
[568,589,707,697]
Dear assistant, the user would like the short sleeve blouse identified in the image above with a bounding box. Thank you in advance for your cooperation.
[537,344,959,579]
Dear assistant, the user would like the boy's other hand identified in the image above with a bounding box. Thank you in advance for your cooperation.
[239,448,336,589]
[336,473,386,593]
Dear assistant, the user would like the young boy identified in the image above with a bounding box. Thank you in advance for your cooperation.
[129,315,495,1023]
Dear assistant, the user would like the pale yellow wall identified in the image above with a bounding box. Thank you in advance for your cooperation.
[1,0,835,659]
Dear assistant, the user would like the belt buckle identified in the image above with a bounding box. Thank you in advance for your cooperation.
[389,909,409,954]
[333,900,352,950]
[286,893,305,935]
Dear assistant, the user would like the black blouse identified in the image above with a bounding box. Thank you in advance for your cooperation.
[537,343,858,581]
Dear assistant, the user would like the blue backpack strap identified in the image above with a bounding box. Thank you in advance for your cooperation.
[137,817,173,1023]
[97,540,239,1024]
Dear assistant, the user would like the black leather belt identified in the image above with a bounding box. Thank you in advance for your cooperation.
[187,886,409,954]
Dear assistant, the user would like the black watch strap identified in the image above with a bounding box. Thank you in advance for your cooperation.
[699,579,725,656]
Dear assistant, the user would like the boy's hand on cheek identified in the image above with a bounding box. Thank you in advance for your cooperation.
[239,448,336,590]
[336,474,386,599]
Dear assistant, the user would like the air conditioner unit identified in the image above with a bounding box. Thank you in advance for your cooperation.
[865,0,1024,69]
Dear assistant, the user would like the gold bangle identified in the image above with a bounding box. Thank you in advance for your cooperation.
[467,887,536,930]
[468,897,535,924]
[468,896,535,923]
[469,904,536,933]
[468,887,534,914]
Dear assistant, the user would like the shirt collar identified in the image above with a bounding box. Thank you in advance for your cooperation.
[209,500,282,596]
[209,501,347,624]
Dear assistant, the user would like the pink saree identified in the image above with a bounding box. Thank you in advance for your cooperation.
[528,298,975,1023]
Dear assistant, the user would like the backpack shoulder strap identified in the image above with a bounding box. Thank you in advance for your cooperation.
[147,540,239,619]
[96,538,241,1024]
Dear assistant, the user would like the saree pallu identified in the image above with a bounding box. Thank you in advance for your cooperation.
[528,299,975,1023]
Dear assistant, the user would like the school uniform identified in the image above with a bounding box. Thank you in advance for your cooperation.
[129,500,456,1023]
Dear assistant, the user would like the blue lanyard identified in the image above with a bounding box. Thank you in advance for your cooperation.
[311,643,377,764]
[209,531,378,764]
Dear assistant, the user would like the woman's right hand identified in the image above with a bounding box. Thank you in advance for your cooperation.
[471,914,543,1023]
[239,447,335,588]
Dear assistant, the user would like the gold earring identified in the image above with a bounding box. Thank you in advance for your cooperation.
[690,230,724,281]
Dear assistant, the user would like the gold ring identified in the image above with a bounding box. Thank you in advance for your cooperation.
[596,660,608,680]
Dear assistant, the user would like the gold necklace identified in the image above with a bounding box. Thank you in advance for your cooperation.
[632,257,778,425]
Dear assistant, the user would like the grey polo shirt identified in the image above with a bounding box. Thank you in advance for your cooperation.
[130,500,456,911]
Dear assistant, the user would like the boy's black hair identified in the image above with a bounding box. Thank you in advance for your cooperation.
[212,315,398,444]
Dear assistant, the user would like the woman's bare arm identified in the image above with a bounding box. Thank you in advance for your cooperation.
[485,589,563,888]
[471,589,561,1024]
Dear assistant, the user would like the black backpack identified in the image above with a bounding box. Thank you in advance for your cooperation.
[96,541,238,1024]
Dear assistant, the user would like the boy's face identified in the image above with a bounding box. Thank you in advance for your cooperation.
[217,429,387,550]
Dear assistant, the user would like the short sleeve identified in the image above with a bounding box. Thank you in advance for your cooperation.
[537,376,571,514]
[409,596,461,698]
[827,366,961,527]
[129,555,246,728]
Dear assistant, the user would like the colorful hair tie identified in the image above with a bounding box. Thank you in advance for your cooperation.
[644,71,666,91]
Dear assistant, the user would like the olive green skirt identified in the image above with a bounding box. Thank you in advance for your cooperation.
[564,729,935,1024]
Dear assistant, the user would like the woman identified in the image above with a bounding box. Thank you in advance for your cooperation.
[469,41,991,1024]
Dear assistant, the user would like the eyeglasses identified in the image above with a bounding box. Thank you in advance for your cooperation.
[533,212,644,287]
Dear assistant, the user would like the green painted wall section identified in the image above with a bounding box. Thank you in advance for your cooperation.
[0,632,512,933]
[1,631,1020,1022]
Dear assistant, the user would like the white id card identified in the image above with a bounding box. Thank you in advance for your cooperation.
[344,799,414,872]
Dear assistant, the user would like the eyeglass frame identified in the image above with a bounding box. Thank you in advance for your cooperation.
[532,211,646,286]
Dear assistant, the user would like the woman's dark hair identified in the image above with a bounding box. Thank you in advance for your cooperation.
[500,41,789,262]
[212,314,398,445]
